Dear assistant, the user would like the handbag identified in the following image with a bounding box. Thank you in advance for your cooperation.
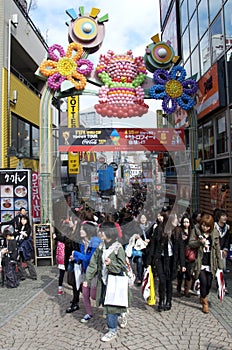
[216,269,225,301]
[74,263,83,290]
[185,246,197,262]
[67,260,75,286]
[142,265,156,305]
[193,278,200,295]
[104,274,129,307]
[125,257,136,287]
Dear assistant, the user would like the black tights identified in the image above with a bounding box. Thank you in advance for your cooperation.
[58,269,65,287]
[199,269,213,298]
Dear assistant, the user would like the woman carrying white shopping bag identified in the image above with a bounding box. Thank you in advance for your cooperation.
[83,221,131,342]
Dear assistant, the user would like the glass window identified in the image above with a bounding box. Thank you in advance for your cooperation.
[203,120,214,159]
[224,0,232,50]
[227,48,232,103]
[204,161,215,174]
[184,58,191,77]
[182,28,190,62]
[216,115,228,154]
[18,120,30,157]
[210,14,224,63]
[230,108,232,153]
[198,126,203,159]
[180,0,188,34]
[11,115,39,159]
[189,12,198,52]
[191,45,200,78]
[209,0,222,23]
[216,159,229,173]
[200,31,211,74]
[32,126,39,157]
[188,0,196,19]
[198,0,209,39]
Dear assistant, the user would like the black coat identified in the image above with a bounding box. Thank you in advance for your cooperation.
[147,225,185,280]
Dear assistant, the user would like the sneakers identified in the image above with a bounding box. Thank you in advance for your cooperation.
[58,289,64,295]
[66,303,79,313]
[118,313,127,328]
[80,314,92,323]
[101,331,117,342]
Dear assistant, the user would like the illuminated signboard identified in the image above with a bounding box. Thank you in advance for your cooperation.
[59,128,185,152]
[195,60,226,120]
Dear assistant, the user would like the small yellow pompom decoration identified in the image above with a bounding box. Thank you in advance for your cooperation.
[165,80,183,98]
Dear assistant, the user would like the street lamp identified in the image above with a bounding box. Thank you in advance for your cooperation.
[7,14,18,167]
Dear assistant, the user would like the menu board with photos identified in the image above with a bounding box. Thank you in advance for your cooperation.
[34,223,53,265]
[0,169,32,233]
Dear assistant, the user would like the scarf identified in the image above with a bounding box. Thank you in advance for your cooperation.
[215,222,228,238]
[101,241,122,284]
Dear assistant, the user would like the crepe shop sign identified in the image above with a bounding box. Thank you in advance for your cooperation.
[4,172,26,185]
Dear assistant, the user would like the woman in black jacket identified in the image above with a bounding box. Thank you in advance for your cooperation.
[148,211,186,312]
[17,215,37,280]
[53,216,81,313]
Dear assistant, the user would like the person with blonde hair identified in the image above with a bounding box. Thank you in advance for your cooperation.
[188,213,223,313]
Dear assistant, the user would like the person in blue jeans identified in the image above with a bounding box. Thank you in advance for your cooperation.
[84,222,130,342]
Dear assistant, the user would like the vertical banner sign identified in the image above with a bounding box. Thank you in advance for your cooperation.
[0,169,32,233]
[68,152,80,174]
[68,96,79,128]
[68,95,79,174]
[32,171,41,222]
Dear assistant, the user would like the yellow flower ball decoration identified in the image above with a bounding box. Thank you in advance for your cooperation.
[39,43,93,91]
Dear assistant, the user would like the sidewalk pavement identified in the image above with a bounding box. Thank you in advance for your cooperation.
[0,262,232,350]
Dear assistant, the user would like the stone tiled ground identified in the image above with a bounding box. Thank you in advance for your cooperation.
[0,263,232,350]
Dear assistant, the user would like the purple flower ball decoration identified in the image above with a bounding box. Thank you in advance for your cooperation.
[149,65,198,114]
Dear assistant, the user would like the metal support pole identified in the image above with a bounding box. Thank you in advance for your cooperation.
[39,85,53,224]
[189,108,199,212]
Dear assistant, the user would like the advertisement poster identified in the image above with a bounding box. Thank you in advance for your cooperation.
[0,169,32,233]
[59,127,185,152]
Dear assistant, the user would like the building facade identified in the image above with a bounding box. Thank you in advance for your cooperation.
[0,0,47,170]
[160,0,232,220]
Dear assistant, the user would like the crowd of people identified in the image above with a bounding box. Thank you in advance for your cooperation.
[0,207,37,288]
[52,203,231,342]
[0,201,231,342]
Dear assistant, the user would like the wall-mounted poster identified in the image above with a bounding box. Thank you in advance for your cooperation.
[0,169,32,233]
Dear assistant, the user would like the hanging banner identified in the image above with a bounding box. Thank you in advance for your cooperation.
[67,96,79,128]
[68,152,80,174]
[32,171,41,222]
[59,127,185,152]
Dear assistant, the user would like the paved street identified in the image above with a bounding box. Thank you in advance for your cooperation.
[0,262,232,350]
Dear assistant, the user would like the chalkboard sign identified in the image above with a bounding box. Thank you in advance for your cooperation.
[34,223,53,265]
